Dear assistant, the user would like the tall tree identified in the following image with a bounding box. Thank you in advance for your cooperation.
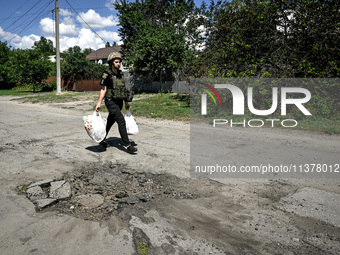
[83,48,94,56]
[5,48,52,91]
[197,0,340,78]
[61,46,105,80]
[0,41,12,86]
[62,46,89,80]
[114,0,199,81]
[32,36,55,57]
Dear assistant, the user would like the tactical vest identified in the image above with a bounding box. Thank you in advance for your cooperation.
[105,70,127,100]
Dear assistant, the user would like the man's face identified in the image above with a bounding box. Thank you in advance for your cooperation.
[113,59,121,69]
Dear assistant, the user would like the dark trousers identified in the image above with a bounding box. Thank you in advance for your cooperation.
[105,98,130,146]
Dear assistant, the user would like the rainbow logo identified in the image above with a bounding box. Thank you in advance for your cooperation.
[198,82,223,106]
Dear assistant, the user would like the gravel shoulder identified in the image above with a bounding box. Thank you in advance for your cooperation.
[0,95,339,255]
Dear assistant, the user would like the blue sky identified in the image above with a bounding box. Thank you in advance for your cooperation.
[0,0,205,51]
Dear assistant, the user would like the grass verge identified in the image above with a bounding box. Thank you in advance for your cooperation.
[130,93,190,121]
[97,93,190,121]
[4,90,339,134]
[0,89,42,96]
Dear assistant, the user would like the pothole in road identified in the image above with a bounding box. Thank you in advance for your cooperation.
[29,162,216,222]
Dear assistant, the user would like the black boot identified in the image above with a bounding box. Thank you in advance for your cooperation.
[126,144,137,154]
[99,140,109,148]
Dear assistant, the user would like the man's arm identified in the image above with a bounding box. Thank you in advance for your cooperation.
[95,86,107,112]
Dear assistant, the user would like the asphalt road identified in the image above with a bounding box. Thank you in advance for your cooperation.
[0,95,339,255]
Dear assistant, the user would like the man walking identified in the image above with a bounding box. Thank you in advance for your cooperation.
[95,52,137,154]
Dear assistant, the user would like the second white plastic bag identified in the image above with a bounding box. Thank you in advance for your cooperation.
[124,110,139,135]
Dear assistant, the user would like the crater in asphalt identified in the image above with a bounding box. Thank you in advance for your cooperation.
[30,164,259,254]
[38,162,209,222]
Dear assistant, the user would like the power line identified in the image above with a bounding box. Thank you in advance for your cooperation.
[10,7,52,35]
[9,1,53,37]
[0,0,30,25]
[65,0,105,42]
[63,7,108,11]
[4,0,44,31]
[0,7,109,22]
[0,10,51,22]
[9,0,54,43]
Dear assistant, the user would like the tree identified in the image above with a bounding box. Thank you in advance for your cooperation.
[0,41,12,86]
[105,42,111,48]
[32,36,55,57]
[83,48,94,56]
[114,0,199,81]
[62,46,89,80]
[1,41,53,89]
[4,48,52,91]
[196,0,340,78]
[282,0,340,77]
[62,46,105,80]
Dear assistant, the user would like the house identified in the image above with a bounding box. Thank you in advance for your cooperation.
[48,55,56,62]
[86,45,128,71]
[48,55,63,63]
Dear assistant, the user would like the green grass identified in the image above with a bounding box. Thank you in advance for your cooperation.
[130,93,190,121]
[0,89,40,96]
[8,91,190,121]
[8,91,97,104]
[138,242,149,255]
[94,93,190,122]
[296,117,340,135]
[16,92,80,103]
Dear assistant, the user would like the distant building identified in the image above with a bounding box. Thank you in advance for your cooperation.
[48,55,56,62]
[86,46,128,71]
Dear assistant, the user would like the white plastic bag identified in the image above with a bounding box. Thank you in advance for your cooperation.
[124,110,139,135]
[82,111,107,143]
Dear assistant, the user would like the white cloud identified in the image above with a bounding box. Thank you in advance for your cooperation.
[1,10,122,51]
[20,34,41,48]
[60,8,73,17]
[97,30,121,43]
[40,18,54,36]
[63,17,74,25]
[0,27,39,49]
[60,18,79,37]
[39,16,121,51]
[0,27,16,41]
[77,10,118,29]
[13,34,40,49]
[57,28,106,51]
[40,17,79,38]
[105,0,116,11]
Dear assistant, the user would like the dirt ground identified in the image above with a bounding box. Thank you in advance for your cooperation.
[0,95,339,255]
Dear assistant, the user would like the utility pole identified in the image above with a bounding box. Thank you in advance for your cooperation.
[55,0,61,94]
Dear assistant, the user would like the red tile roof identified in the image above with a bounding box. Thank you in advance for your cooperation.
[86,46,122,60]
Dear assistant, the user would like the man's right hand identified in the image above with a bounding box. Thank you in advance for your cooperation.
[95,103,101,112]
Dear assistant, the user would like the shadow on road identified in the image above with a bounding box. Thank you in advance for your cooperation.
[85,137,138,153]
